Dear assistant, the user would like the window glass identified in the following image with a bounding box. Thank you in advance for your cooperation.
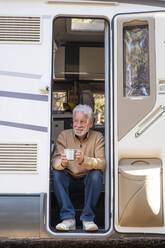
[52,92,67,111]
[94,93,105,125]
[70,19,104,32]
[123,25,149,97]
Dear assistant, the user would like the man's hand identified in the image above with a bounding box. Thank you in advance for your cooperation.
[75,150,84,164]
[61,153,68,168]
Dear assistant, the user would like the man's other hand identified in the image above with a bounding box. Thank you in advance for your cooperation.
[61,153,68,167]
[75,150,84,164]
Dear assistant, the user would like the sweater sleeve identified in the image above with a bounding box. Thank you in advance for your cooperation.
[51,131,66,170]
[81,132,106,171]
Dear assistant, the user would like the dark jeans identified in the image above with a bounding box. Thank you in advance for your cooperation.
[53,169,103,221]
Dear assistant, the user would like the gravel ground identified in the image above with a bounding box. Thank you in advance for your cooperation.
[1,235,165,248]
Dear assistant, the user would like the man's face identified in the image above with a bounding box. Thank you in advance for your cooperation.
[73,112,93,138]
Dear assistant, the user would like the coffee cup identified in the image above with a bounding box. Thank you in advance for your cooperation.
[64,149,75,160]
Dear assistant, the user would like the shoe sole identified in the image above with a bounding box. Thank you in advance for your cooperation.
[56,225,76,231]
[83,226,98,231]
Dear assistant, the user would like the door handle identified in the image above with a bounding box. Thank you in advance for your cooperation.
[40,86,49,95]
[135,105,165,137]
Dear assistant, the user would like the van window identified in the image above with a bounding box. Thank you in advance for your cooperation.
[123,25,149,97]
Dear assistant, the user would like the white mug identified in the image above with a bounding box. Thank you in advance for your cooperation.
[64,149,75,160]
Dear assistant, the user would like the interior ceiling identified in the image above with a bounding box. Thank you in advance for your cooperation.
[54,18,104,45]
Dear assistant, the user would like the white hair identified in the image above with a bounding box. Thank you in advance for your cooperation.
[73,104,94,122]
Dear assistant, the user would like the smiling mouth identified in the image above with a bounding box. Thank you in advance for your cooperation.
[74,128,85,136]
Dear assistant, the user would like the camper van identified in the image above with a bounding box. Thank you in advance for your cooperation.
[0,0,165,242]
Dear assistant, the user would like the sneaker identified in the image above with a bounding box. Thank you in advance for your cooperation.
[56,218,76,231]
[82,221,98,231]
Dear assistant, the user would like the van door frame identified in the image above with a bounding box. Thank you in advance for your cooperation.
[46,14,113,238]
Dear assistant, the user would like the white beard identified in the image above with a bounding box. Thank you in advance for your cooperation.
[73,127,89,137]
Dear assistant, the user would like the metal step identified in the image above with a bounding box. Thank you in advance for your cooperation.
[50,192,105,230]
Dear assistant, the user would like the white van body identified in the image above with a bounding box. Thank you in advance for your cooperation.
[0,0,165,241]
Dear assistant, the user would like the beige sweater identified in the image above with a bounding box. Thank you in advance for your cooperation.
[52,129,105,178]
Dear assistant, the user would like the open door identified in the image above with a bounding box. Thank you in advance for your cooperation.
[114,12,165,234]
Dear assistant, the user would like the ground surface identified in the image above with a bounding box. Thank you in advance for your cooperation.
[1,234,165,248]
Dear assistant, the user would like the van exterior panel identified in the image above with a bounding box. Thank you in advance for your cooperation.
[0,194,42,238]
[118,158,163,227]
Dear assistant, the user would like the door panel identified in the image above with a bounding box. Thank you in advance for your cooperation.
[114,14,156,141]
[114,12,165,234]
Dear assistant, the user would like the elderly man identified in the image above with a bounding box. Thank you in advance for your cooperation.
[52,104,105,231]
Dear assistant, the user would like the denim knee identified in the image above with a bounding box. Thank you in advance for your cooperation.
[53,169,65,183]
[86,170,103,184]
